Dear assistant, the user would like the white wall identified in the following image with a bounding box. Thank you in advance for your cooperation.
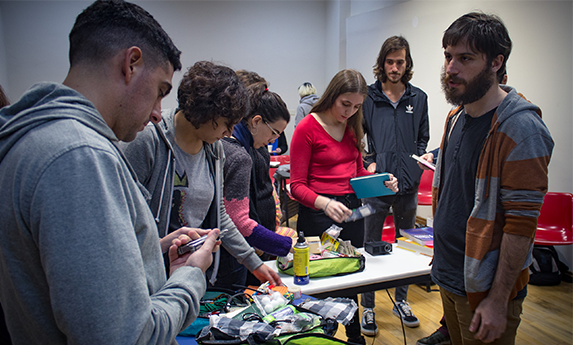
[1,1,84,101]
[0,0,328,149]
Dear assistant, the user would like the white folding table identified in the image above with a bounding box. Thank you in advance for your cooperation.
[264,245,433,298]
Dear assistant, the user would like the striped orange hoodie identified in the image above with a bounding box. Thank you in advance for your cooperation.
[432,86,554,310]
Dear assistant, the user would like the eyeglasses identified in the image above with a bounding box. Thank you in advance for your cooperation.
[264,121,281,138]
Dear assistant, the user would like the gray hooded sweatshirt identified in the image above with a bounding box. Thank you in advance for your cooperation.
[0,83,205,345]
[120,108,263,275]
[294,94,319,128]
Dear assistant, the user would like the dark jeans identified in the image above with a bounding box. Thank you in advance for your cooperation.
[363,192,418,243]
[297,193,364,248]
[360,192,418,309]
[206,246,248,291]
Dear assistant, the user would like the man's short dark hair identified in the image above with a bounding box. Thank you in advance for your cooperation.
[373,35,413,84]
[443,12,512,81]
[69,0,181,71]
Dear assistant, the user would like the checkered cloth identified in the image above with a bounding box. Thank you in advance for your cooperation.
[298,297,357,326]
[196,315,280,342]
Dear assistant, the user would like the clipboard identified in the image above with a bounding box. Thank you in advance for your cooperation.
[349,173,396,199]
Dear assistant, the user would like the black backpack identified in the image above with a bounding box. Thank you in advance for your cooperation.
[529,245,569,286]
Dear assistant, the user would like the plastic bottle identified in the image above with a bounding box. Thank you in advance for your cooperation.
[293,231,310,285]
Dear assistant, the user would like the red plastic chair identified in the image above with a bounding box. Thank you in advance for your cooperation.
[273,163,298,227]
[269,155,290,181]
[382,215,396,243]
[418,169,434,205]
[534,192,573,246]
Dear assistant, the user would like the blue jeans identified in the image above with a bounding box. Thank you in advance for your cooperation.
[360,192,418,309]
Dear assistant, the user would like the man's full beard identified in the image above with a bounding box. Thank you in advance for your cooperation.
[441,65,495,106]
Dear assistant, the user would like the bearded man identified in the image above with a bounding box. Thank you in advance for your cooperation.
[420,12,554,345]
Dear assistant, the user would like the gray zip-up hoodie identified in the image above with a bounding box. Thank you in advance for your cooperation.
[120,108,263,273]
[0,83,205,345]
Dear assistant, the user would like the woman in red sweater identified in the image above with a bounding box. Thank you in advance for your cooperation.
[290,69,398,344]
[291,69,398,245]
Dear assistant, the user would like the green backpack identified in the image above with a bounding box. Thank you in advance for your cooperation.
[275,333,352,345]
[276,255,365,278]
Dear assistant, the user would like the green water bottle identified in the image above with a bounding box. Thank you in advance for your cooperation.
[293,231,310,285]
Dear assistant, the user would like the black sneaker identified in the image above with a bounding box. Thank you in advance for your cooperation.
[360,308,378,336]
[416,329,451,345]
[392,300,419,327]
[347,336,366,345]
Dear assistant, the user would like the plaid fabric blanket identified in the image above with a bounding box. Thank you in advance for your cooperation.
[196,315,280,342]
[298,297,357,326]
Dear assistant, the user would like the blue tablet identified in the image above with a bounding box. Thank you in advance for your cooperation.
[349,173,396,199]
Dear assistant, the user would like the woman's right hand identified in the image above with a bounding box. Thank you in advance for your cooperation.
[323,198,352,223]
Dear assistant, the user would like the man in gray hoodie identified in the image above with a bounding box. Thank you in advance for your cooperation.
[0,1,218,344]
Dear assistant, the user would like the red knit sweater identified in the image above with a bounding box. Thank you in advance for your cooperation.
[290,114,370,209]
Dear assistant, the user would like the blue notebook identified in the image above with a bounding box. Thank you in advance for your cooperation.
[349,173,395,199]
[399,227,434,247]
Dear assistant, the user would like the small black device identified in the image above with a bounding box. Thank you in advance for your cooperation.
[410,154,435,171]
[364,241,393,256]
[177,229,228,255]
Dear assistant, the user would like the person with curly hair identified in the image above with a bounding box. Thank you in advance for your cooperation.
[121,61,281,290]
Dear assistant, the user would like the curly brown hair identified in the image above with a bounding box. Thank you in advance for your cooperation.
[236,70,267,86]
[177,61,248,131]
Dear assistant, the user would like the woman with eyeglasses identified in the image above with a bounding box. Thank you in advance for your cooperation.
[222,80,294,276]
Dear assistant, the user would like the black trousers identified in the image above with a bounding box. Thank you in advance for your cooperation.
[296,193,363,338]
[296,193,364,248]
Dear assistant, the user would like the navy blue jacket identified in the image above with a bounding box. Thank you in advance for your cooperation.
[362,81,430,195]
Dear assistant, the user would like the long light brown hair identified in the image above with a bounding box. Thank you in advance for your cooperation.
[311,69,368,153]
